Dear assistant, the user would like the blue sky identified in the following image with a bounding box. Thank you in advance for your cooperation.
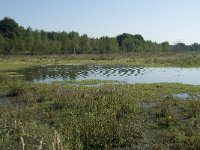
[0,0,200,44]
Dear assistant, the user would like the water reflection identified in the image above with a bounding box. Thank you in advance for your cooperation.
[16,65,200,85]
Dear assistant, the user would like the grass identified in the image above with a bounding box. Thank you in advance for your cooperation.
[54,79,126,86]
[0,75,200,149]
[1,51,200,71]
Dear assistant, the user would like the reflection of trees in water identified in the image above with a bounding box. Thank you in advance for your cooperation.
[17,65,90,81]
[17,65,146,82]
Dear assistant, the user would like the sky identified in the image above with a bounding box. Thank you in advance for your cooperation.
[0,0,200,44]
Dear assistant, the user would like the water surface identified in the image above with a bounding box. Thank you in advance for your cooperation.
[16,64,200,85]
[0,96,11,106]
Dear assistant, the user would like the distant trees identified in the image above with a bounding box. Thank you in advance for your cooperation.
[191,43,200,51]
[161,42,171,51]
[98,36,118,53]
[173,43,187,51]
[0,17,19,38]
[116,33,172,52]
[0,17,199,54]
[80,34,91,54]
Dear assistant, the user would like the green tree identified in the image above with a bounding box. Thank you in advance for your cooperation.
[47,31,58,41]
[0,34,5,53]
[0,17,19,38]
[59,32,72,54]
[90,38,100,53]
[32,30,42,53]
[40,30,50,53]
[24,27,34,53]
[116,33,144,52]
[191,43,200,51]
[13,35,25,53]
[68,31,80,53]
[98,37,118,53]
[121,38,135,52]
[80,34,90,54]
[174,43,188,51]
[2,37,13,54]
[161,42,171,51]
[50,40,61,54]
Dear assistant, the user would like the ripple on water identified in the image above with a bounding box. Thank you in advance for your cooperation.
[10,64,200,85]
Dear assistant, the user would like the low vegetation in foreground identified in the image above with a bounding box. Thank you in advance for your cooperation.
[0,75,200,149]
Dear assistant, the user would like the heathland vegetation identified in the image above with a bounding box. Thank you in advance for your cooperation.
[0,17,200,55]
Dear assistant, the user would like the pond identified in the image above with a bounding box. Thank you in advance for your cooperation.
[15,64,200,85]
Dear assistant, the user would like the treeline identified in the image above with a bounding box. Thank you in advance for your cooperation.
[0,17,200,54]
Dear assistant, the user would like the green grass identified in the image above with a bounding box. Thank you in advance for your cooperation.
[54,79,125,86]
[0,75,200,149]
[1,52,200,71]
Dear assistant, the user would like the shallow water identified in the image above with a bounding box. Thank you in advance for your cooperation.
[15,64,200,85]
[0,96,11,106]
[173,93,200,100]
[140,101,160,109]
[172,93,192,100]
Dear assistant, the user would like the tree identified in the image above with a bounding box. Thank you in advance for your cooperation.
[191,43,200,51]
[173,43,188,51]
[2,37,13,54]
[47,31,58,41]
[59,32,71,54]
[98,37,118,53]
[0,34,5,53]
[116,33,132,47]
[121,38,135,52]
[0,17,19,38]
[24,27,34,53]
[32,30,42,53]
[108,38,119,53]
[80,34,90,54]
[49,40,61,54]
[90,38,100,53]
[68,31,80,53]
[13,34,25,53]
[1,16,199,54]
[161,42,171,51]
[116,33,144,52]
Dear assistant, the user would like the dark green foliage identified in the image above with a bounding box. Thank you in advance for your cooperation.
[0,17,19,38]
[0,16,199,54]
[191,43,200,51]
[116,33,145,52]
